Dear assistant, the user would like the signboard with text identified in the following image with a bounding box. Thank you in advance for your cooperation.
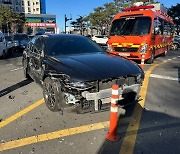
[26,23,56,28]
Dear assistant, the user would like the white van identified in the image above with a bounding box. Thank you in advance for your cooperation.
[0,31,7,57]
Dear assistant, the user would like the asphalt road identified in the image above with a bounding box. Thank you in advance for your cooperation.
[0,49,180,154]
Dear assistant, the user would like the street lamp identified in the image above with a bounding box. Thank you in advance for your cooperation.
[64,14,72,34]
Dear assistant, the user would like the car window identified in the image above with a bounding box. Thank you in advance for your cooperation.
[0,36,3,42]
[33,38,43,54]
[95,36,105,38]
[5,36,13,41]
[44,35,104,56]
[14,34,28,40]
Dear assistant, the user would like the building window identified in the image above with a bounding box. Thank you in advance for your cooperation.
[28,7,31,12]
[16,6,19,12]
[22,7,24,12]
[2,0,12,5]
[22,1,24,6]
[33,2,35,5]
[33,9,35,11]
[36,2,39,5]
[28,1,30,6]
[36,8,39,11]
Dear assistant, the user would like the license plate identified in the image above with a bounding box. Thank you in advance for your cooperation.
[119,53,130,56]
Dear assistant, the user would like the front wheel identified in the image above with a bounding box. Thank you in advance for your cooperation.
[43,77,66,112]
[147,51,155,64]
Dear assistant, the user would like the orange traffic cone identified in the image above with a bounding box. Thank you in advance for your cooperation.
[106,84,120,142]
[140,53,145,70]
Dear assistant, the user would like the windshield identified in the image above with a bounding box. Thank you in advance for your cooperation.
[110,17,151,36]
[44,35,104,56]
[14,34,29,41]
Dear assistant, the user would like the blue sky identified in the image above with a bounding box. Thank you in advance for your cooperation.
[46,0,179,32]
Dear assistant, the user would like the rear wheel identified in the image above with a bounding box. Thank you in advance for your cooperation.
[43,77,66,112]
[147,51,155,64]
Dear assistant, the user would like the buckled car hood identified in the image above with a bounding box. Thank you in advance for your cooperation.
[46,53,143,82]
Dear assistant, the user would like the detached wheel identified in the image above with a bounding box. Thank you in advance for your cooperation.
[147,51,155,64]
[43,77,66,112]
[23,59,31,79]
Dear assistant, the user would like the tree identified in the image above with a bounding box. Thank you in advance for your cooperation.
[0,6,25,33]
[71,16,86,35]
[86,0,153,35]
[86,2,119,35]
[168,3,180,35]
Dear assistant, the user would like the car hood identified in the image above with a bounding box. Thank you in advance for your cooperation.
[47,52,143,82]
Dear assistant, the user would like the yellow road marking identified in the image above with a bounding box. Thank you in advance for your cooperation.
[0,99,44,129]
[120,62,166,154]
[0,117,131,151]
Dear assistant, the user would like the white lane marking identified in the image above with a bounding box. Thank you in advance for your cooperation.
[150,74,179,81]
[178,56,180,58]
[163,60,167,63]
[172,57,177,60]
[6,64,13,66]
[11,67,23,72]
[168,59,172,61]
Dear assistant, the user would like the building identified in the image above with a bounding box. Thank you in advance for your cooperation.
[25,14,57,34]
[0,0,46,14]
[0,0,57,34]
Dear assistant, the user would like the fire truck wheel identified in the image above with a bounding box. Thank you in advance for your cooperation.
[147,51,155,64]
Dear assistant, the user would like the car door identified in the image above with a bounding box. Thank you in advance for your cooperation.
[0,34,7,56]
[29,37,44,82]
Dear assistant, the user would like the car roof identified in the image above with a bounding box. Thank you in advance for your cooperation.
[41,34,86,39]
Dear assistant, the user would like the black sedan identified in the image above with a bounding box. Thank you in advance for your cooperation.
[22,34,144,113]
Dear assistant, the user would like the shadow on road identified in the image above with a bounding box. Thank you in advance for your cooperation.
[97,103,180,154]
[0,79,32,98]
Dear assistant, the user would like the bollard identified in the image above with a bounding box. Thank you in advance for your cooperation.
[106,84,120,142]
[140,53,145,70]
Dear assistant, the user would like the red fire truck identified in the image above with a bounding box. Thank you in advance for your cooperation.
[108,3,174,63]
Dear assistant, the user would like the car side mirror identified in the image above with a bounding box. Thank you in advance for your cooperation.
[154,27,160,35]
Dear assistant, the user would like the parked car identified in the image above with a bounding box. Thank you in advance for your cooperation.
[5,35,15,53]
[13,33,29,51]
[22,34,144,113]
[172,35,180,50]
[28,35,35,40]
[91,35,108,46]
[0,31,8,58]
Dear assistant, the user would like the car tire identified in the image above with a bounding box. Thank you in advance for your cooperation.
[162,49,167,57]
[43,77,66,112]
[23,59,31,79]
[172,43,178,50]
[2,50,6,58]
[147,50,155,64]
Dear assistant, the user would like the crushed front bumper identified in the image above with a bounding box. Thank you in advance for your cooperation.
[82,84,141,111]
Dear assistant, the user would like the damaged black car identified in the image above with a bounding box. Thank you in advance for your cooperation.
[22,34,144,113]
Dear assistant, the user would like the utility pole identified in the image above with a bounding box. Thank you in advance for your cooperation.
[64,14,72,34]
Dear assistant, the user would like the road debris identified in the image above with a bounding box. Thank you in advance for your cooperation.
[8,95,15,99]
